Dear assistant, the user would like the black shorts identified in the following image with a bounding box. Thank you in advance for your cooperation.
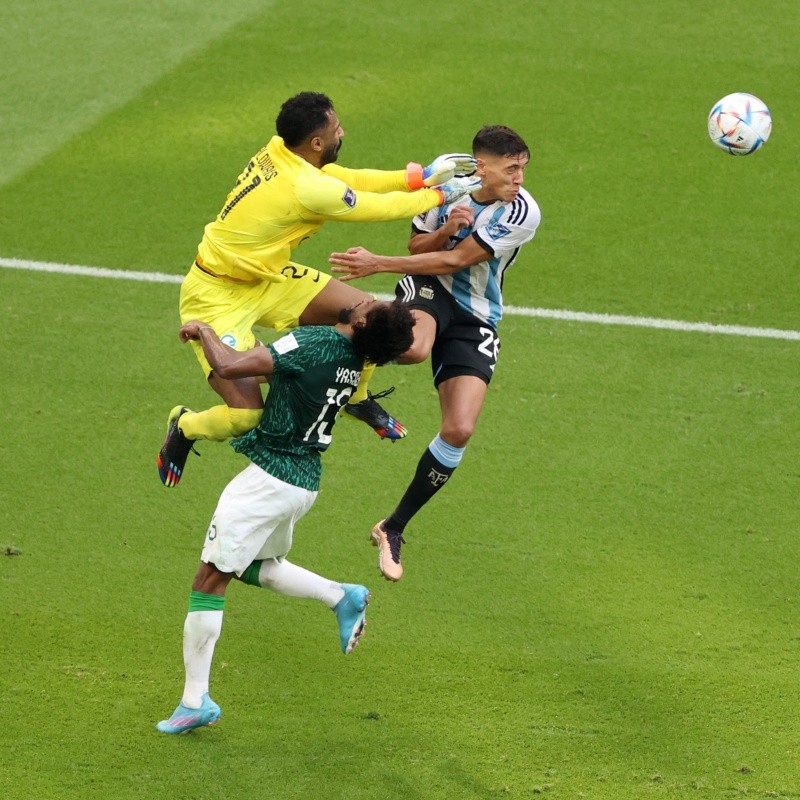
[395,275,500,387]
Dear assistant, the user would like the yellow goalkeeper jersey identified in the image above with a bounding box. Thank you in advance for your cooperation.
[196,136,441,283]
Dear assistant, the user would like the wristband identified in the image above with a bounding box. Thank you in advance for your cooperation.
[405,162,425,190]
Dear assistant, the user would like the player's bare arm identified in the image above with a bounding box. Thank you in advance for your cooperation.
[329,235,488,281]
[409,206,475,255]
[180,321,275,379]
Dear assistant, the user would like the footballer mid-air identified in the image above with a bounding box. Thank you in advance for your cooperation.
[157,91,480,488]
[157,299,415,734]
[330,124,541,582]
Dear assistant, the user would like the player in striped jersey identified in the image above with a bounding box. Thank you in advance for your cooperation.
[329,126,540,581]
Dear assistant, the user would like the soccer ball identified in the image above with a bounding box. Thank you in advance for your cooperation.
[707,92,772,155]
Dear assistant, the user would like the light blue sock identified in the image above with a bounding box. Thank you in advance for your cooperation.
[428,434,465,469]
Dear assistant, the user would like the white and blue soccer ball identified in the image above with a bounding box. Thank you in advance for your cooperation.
[708,92,772,156]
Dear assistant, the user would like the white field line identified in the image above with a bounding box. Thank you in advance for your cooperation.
[2,256,799,342]
[0,256,183,284]
[502,305,800,341]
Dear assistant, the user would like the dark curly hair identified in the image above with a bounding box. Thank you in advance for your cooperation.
[472,125,530,160]
[351,301,415,366]
[276,92,334,147]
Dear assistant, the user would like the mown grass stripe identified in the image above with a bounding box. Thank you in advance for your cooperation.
[3,256,799,341]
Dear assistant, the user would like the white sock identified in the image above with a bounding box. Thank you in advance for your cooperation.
[258,558,344,608]
[181,610,223,708]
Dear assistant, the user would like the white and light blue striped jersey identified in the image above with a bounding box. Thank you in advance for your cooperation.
[410,187,540,327]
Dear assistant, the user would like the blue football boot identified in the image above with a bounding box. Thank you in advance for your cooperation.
[156,692,221,734]
[334,584,370,654]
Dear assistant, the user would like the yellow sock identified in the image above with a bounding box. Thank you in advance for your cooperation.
[179,405,263,442]
[348,361,375,405]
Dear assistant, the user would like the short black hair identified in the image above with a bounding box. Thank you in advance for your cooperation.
[472,125,530,160]
[275,92,335,147]
[351,301,415,366]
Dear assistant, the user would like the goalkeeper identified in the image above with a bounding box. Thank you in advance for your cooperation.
[158,91,479,488]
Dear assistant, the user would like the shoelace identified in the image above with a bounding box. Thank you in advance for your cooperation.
[386,530,405,562]
[364,386,396,403]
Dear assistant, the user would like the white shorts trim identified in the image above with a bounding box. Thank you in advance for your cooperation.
[201,462,318,575]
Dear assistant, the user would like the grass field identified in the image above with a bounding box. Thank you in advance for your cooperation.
[1,2,799,798]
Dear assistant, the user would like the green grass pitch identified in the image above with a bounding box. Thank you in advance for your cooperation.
[1,1,799,798]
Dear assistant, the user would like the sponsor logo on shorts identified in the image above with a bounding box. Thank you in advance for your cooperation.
[486,221,511,240]
[220,333,237,347]
[342,187,356,208]
[420,287,434,300]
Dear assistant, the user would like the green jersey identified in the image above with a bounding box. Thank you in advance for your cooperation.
[231,326,363,491]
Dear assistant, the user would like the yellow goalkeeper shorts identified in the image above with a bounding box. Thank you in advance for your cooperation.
[179,262,331,377]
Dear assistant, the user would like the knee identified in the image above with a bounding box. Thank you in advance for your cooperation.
[440,423,474,449]
[192,562,232,595]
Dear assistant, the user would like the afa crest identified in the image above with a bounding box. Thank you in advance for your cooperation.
[486,221,511,240]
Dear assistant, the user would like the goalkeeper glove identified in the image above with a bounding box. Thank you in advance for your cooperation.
[405,153,478,189]
[434,175,482,205]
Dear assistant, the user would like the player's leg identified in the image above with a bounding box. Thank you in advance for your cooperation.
[239,559,369,655]
[436,374,489,447]
[158,373,265,486]
[180,563,233,706]
[371,376,487,581]
[156,561,232,734]
[158,267,267,487]
[177,267,266,439]
[370,313,498,581]
[392,275,446,366]
[184,372,264,438]
[395,308,437,365]
[186,462,289,699]
[226,462,369,655]
[296,268,373,326]
[158,461,305,731]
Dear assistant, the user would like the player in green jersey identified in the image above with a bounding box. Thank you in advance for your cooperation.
[156,299,414,734]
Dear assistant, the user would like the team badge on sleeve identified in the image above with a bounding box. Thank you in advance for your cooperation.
[486,221,511,240]
[342,187,356,208]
